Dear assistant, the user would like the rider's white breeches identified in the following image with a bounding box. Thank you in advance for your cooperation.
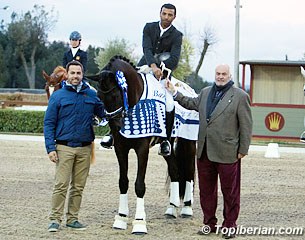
[160,79,174,112]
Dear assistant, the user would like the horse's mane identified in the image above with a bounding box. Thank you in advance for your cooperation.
[53,66,66,73]
[107,55,137,71]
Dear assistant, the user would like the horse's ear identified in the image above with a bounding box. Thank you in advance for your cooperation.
[85,74,100,82]
[42,70,50,81]
[101,70,115,79]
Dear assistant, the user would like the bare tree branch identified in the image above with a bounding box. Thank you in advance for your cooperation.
[194,26,217,80]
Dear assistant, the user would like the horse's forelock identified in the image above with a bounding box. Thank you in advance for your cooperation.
[53,66,66,74]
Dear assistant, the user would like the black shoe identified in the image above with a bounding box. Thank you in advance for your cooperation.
[158,140,171,156]
[300,137,305,143]
[100,134,114,149]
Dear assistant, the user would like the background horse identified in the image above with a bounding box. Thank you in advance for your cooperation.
[42,66,66,100]
[86,55,197,234]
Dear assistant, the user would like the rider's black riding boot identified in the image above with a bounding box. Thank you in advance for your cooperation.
[158,109,175,157]
[100,133,114,149]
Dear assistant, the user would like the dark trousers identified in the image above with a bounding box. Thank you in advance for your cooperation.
[197,149,241,229]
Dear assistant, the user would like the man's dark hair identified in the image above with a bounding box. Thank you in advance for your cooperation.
[66,60,84,73]
[160,3,176,15]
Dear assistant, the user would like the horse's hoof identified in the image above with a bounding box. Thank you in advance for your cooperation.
[132,219,147,234]
[113,215,128,230]
[164,206,178,218]
[165,214,176,219]
[180,206,193,218]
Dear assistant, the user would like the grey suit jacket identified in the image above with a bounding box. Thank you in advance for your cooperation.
[175,85,253,163]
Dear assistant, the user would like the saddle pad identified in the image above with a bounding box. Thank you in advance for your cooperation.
[119,73,167,138]
[171,77,199,140]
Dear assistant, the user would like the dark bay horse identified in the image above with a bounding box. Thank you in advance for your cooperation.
[86,55,197,234]
[42,66,66,99]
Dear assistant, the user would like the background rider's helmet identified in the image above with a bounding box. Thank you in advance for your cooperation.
[69,31,82,41]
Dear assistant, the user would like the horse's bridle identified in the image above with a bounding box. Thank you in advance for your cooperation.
[45,82,62,88]
[99,70,130,122]
[100,86,128,121]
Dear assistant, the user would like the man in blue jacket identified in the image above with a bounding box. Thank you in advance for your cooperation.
[44,60,105,232]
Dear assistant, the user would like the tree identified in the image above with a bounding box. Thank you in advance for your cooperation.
[35,40,66,89]
[87,45,102,75]
[95,38,137,70]
[6,5,57,88]
[173,38,194,81]
[194,26,217,81]
[185,73,211,94]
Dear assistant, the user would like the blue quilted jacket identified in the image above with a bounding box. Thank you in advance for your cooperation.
[44,81,105,153]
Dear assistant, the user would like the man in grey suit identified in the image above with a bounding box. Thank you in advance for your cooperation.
[166,64,253,239]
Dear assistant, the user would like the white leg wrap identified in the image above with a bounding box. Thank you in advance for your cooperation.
[118,193,129,216]
[165,205,178,218]
[180,206,193,217]
[169,182,180,207]
[132,198,147,234]
[113,215,129,229]
[132,219,147,234]
[183,180,194,204]
[135,198,146,220]
[113,194,129,230]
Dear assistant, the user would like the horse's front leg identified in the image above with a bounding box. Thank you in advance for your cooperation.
[131,141,150,235]
[113,146,129,230]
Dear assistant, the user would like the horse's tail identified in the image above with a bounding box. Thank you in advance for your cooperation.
[91,141,96,164]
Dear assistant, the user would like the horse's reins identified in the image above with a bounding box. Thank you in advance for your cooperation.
[99,85,117,94]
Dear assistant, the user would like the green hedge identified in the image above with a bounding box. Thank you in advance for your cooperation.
[0,109,109,136]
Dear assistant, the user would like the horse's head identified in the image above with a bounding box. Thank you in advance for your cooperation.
[86,55,143,130]
[87,55,142,110]
[42,66,67,99]
[87,70,124,110]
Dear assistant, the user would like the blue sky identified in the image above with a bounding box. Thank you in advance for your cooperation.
[1,0,305,83]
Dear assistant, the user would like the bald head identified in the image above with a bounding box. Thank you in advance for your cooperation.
[214,64,232,86]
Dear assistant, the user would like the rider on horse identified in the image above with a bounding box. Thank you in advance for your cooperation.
[63,31,88,73]
[100,3,182,157]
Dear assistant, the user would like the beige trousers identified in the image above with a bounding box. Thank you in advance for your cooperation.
[49,144,91,224]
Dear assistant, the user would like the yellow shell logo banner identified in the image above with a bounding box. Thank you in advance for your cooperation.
[265,112,285,132]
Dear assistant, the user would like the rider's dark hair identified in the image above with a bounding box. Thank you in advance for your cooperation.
[160,3,176,15]
[66,60,84,73]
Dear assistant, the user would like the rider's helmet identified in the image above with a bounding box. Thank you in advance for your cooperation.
[69,31,82,41]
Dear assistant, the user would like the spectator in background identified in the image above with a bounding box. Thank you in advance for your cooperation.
[63,31,88,73]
